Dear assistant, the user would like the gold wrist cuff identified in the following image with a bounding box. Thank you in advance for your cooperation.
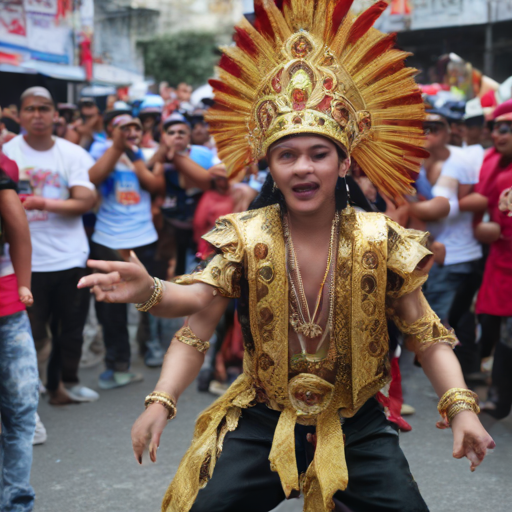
[175,326,210,353]
[136,277,165,312]
[145,391,177,420]
[437,388,480,425]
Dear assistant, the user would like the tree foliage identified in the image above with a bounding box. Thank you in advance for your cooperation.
[141,31,221,87]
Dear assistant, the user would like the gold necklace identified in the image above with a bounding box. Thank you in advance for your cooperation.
[284,211,339,339]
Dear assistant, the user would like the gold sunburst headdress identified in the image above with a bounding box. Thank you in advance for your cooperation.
[205,0,428,200]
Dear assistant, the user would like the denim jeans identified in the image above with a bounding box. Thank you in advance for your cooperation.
[0,311,39,512]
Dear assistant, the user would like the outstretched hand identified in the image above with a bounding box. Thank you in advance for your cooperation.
[77,251,154,304]
[131,403,169,464]
[447,411,495,472]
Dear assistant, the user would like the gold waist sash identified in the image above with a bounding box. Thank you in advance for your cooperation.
[162,373,348,512]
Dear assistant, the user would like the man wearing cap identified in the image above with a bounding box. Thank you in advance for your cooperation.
[156,112,215,275]
[88,111,164,388]
[473,99,512,419]
[138,96,164,154]
[421,110,483,329]
[73,97,107,150]
[3,87,98,406]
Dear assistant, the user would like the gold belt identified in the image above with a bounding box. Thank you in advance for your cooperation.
[264,374,348,511]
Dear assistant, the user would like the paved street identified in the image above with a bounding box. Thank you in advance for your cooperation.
[33,350,512,512]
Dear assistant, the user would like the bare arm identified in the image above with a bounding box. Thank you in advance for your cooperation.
[390,288,495,470]
[77,252,217,317]
[132,158,166,195]
[0,189,32,303]
[23,185,96,216]
[131,296,230,463]
[173,153,212,191]
[459,192,488,213]
[408,196,450,222]
[88,145,123,186]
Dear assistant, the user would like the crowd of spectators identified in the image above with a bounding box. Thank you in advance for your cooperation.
[1,78,512,511]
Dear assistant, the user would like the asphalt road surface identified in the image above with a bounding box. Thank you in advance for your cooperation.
[33,351,512,512]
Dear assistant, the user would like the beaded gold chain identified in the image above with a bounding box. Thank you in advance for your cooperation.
[283,211,339,339]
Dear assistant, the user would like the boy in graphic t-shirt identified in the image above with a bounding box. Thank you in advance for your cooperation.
[3,87,97,406]
[0,156,39,512]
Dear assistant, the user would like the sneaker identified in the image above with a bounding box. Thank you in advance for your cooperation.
[144,339,165,368]
[208,380,229,396]
[33,413,47,445]
[38,379,47,395]
[98,369,143,390]
[400,404,416,416]
[66,385,100,402]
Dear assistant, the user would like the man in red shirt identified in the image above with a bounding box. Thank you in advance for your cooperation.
[0,152,40,511]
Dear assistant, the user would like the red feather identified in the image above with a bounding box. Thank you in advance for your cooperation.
[209,79,237,96]
[219,54,242,78]
[233,27,258,57]
[330,0,355,38]
[274,0,285,10]
[347,0,388,46]
[351,33,397,74]
[383,91,423,108]
[254,0,274,40]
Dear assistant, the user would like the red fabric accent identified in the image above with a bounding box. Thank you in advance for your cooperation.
[347,1,388,46]
[0,274,25,317]
[193,190,235,260]
[0,152,19,182]
[376,357,412,432]
[493,98,512,120]
[480,90,497,108]
[475,148,512,316]
[79,35,93,82]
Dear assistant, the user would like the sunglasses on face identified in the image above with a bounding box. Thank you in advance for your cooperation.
[423,123,443,135]
[493,123,512,135]
[165,129,188,136]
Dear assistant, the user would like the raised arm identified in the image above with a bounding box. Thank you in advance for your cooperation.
[130,296,230,464]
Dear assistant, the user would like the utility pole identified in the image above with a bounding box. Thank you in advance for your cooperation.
[484,0,494,77]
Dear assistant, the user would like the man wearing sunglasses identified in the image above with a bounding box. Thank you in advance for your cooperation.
[421,110,483,336]
[473,99,512,420]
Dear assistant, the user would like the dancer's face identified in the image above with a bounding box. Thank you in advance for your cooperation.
[268,135,349,216]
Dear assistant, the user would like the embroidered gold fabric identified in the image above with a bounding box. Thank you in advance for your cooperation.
[163,205,445,512]
[205,0,427,201]
[175,326,210,354]
[174,221,243,300]
[389,293,457,354]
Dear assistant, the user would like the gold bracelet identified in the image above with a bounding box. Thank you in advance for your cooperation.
[447,401,480,425]
[438,388,478,412]
[175,326,210,353]
[437,388,480,425]
[144,391,177,420]
[136,277,165,312]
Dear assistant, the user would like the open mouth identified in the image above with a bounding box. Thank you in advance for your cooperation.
[291,182,319,199]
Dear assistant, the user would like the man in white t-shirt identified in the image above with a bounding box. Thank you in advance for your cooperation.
[422,110,483,324]
[3,87,98,405]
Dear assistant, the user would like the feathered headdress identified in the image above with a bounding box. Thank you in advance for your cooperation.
[205,0,427,200]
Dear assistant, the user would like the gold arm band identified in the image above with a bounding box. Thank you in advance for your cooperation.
[135,277,165,312]
[175,326,210,353]
[437,388,480,426]
[391,305,457,350]
[144,391,177,420]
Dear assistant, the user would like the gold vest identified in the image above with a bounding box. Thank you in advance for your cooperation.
[164,204,433,512]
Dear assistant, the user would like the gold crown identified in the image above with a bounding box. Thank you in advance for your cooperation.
[206,0,427,200]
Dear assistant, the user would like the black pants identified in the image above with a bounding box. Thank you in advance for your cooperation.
[478,314,502,360]
[191,400,428,512]
[28,267,89,391]
[89,241,157,372]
